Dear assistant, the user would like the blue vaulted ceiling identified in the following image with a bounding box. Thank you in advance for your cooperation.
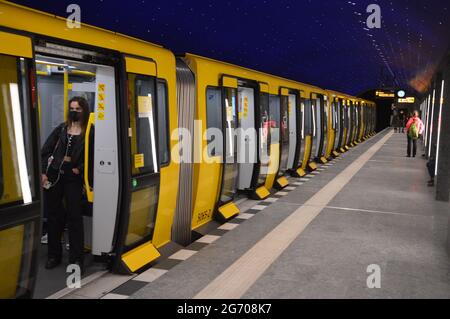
[8,0,450,96]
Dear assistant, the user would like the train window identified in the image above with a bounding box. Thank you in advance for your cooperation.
[206,87,223,157]
[128,74,159,176]
[0,54,35,207]
[157,80,170,166]
[220,87,238,204]
[331,101,337,130]
[223,87,238,159]
[259,92,270,150]
[344,104,349,127]
[303,98,312,136]
[257,92,270,185]
[269,95,280,144]
[280,95,289,145]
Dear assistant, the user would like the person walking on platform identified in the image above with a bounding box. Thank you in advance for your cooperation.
[390,104,395,127]
[392,105,399,132]
[399,110,405,133]
[405,110,424,157]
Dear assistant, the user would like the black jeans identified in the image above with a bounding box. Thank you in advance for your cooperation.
[407,136,417,157]
[44,166,84,263]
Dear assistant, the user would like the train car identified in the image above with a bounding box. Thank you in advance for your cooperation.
[0,0,183,298]
[326,91,350,155]
[177,54,329,234]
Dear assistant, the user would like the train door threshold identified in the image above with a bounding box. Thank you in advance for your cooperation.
[39,242,183,299]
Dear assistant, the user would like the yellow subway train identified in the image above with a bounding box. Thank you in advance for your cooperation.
[0,1,376,298]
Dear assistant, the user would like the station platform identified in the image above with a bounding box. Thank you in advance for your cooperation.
[62,129,450,299]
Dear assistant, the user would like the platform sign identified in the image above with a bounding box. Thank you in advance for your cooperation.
[375,90,395,98]
[398,97,415,104]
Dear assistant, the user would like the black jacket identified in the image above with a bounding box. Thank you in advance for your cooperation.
[41,123,94,181]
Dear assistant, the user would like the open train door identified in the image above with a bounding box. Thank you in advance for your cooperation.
[113,56,162,274]
[0,31,41,298]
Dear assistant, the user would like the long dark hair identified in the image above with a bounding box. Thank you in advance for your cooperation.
[67,96,90,134]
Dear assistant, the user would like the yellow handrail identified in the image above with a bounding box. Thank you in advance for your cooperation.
[84,112,95,203]
[63,68,68,121]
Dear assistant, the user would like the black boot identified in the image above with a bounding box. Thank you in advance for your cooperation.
[45,257,62,269]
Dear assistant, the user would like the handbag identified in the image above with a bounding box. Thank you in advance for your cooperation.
[44,127,67,188]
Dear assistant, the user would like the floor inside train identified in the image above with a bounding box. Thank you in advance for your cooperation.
[51,129,450,299]
[34,243,107,299]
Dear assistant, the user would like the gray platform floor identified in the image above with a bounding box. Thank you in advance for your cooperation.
[129,130,450,299]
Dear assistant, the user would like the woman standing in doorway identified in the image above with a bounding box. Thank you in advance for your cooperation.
[41,96,90,272]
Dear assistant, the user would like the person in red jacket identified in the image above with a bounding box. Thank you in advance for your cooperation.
[405,111,425,157]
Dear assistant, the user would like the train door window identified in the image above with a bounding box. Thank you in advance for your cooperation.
[127,72,159,247]
[269,95,280,145]
[220,87,238,203]
[347,103,352,144]
[321,97,327,155]
[303,98,312,136]
[206,87,223,157]
[0,54,35,206]
[354,103,358,140]
[334,100,341,147]
[312,97,322,158]
[157,81,170,166]
[279,94,289,172]
[356,103,360,132]
[349,103,354,141]
[331,101,337,130]
[129,74,158,175]
[309,98,319,160]
[257,92,270,186]
[344,103,349,128]
[287,94,297,169]
[354,103,358,139]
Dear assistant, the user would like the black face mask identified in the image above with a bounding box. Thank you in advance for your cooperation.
[69,110,81,122]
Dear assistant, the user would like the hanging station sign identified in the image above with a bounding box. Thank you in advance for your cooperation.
[375,90,395,98]
[397,97,415,104]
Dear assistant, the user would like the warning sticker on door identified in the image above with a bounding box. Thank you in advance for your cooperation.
[97,83,106,121]
[134,153,144,169]
[244,96,249,119]
[138,95,152,117]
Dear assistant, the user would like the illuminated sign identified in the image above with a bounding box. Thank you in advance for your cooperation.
[375,90,395,98]
[398,97,415,104]
[397,90,406,98]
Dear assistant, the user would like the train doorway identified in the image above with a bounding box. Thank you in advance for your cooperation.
[33,52,120,298]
